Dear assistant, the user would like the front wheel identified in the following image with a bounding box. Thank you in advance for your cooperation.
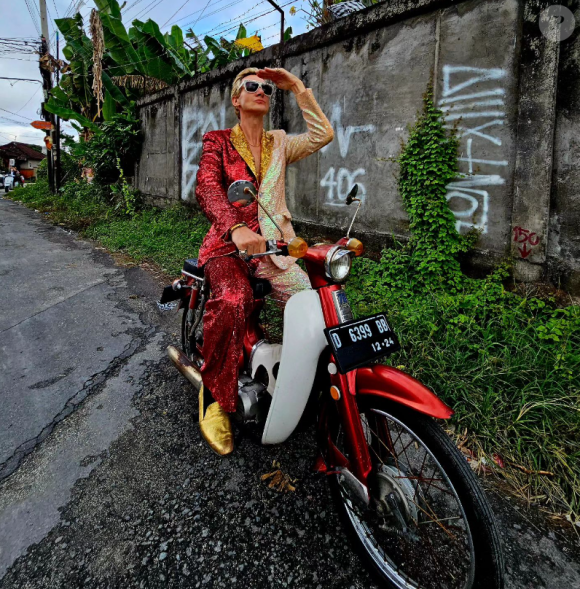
[325,397,504,589]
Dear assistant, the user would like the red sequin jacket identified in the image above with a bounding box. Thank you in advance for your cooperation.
[195,88,334,270]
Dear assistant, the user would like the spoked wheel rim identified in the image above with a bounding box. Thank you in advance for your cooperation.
[336,408,476,589]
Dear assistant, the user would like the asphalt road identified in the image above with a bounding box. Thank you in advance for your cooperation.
[0,197,579,589]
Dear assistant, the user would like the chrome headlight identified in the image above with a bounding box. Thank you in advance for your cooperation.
[324,246,353,283]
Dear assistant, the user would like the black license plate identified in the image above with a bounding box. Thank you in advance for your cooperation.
[324,314,400,374]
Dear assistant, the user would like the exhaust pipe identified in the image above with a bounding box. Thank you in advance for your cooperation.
[167,345,203,391]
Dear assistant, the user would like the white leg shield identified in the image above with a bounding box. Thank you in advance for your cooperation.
[260,289,328,445]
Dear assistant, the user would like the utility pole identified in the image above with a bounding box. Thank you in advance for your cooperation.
[38,0,55,192]
[39,0,50,54]
[55,32,61,191]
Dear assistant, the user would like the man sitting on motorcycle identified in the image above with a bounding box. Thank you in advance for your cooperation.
[194,66,334,455]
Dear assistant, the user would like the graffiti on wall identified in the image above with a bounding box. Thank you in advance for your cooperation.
[513,226,540,259]
[181,102,227,200]
[439,65,509,234]
[320,103,376,207]
[181,100,376,208]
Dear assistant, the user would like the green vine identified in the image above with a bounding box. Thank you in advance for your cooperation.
[396,85,478,291]
[364,84,480,296]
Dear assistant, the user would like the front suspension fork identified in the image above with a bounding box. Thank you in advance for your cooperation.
[330,368,373,488]
[317,287,373,489]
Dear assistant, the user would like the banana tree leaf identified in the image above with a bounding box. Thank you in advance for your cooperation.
[102,89,116,120]
[235,24,247,40]
[99,13,140,74]
[102,71,129,106]
[45,99,98,131]
[94,0,122,19]
[166,25,188,62]
[50,85,70,103]
[139,20,192,76]
[137,49,178,84]
[55,17,93,64]
[54,16,83,43]
[204,35,222,56]
[129,21,184,83]
[284,26,293,41]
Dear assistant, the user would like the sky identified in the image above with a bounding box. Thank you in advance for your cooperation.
[0,0,310,149]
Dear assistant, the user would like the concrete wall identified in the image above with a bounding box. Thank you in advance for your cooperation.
[136,0,580,293]
[551,1,580,293]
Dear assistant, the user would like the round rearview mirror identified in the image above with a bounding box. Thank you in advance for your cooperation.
[227,180,256,206]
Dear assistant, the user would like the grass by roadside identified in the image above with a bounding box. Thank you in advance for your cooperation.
[346,258,580,518]
[8,179,209,276]
[7,180,580,520]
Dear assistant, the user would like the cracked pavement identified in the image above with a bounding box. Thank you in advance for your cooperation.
[0,197,579,588]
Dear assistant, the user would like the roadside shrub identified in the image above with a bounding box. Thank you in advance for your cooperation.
[86,206,209,275]
[65,109,141,184]
[36,158,48,181]
[10,178,111,230]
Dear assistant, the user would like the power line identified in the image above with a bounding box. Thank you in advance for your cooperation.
[181,0,248,31]
[198,1,292,40]
[0,117,31,127]
[188,0,213,31]
[0,57,37,62]
[0,107,34,121]
[132,0,169,21]
[24,0,42,36]
[161,0,193,28]
[0,130,45,142]
[173,0,233,24]
[198,0,270,37]
[0,77,42,84]
[17,87,42,115]
[123,0,150,17]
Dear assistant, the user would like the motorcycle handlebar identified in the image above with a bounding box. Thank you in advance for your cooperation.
[238,240,288,262]
[239,240,288,261]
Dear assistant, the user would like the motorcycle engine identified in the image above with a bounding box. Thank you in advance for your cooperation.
[235,373,271,424]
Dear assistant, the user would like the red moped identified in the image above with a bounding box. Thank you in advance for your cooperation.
[160,183,504,589]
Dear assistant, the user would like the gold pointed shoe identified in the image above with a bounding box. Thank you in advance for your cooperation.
[199,386,234,456]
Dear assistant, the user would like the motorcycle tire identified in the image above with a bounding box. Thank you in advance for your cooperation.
[326,397,504,589]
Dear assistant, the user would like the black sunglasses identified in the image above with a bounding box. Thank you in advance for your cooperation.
[242,80,274,96]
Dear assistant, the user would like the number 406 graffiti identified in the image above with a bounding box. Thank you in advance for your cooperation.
[321,166,366,206]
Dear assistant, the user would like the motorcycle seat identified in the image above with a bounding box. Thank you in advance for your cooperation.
[183,258,272,299]
[183,258,204,278]
[250,277,272,299]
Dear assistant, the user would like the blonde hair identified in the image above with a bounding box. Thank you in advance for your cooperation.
[231,67,260,119]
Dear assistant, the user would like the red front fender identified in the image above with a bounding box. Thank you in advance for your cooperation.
[356,365,454,419]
